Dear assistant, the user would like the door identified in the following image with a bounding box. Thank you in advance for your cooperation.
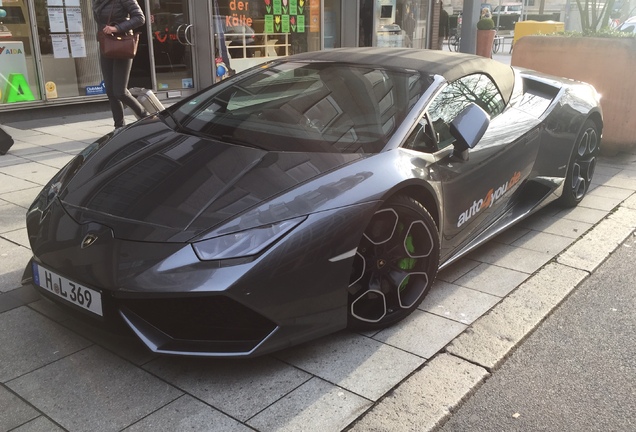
[147,0,196,92]
[417,73,541,259]
[130,0,153,90]
[324,0,341,48]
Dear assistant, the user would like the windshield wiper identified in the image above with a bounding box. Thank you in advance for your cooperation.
[220,136,267,151]
[164,110,185,132]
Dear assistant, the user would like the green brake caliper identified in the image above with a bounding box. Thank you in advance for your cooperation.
[398,228,417,291]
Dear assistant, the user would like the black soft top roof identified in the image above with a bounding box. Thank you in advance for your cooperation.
[287,48,515,105]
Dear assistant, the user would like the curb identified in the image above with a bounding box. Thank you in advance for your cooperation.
[349,195,636,431]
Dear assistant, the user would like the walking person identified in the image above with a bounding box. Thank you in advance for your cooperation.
[93,0,148,130]
[438,2,449,50]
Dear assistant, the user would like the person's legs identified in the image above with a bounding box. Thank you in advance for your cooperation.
[101,56,126,128]
[110,58,149,121]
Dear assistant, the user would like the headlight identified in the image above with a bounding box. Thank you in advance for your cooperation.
[192,217,305,261]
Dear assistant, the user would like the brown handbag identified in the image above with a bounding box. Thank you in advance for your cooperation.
[97,0,140,59]
[98,31,139,59]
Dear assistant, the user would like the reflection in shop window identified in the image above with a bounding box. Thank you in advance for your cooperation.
[360,0,430,49]
[214,0,320,75]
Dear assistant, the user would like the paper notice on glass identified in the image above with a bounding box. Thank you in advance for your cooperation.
[65,0,81,6]
[265,15,274,33]
[69,34,86,57]
[48,7,66,33]
[52,34,70,58]
[65,8,83,32]
[47,0,64,6]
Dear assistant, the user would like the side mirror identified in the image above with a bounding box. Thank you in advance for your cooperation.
[449,103,490,161]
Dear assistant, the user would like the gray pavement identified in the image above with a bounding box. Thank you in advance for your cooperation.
[2,60,636,430]
[438,233,636,432]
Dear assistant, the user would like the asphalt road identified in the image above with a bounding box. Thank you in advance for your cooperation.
[437,232,636,432]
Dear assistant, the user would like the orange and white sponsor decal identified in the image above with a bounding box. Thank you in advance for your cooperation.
[457,171,521,228]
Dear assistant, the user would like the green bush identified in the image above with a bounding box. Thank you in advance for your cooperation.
[558,28,636,37]
[477,18,495,30]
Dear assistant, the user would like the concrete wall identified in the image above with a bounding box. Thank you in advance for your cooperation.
[511,35,636,154]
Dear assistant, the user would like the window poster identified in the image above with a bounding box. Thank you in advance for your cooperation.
[47,0,64,6]
[273,0,282,14]
[297,14,304,32]
[65,0,81,6]
[48,7,66,33]
[265,14,274,33]
[69,34,86,57]
[282,14,289,33]
[51,34,70,58]
[263,0,307,33]
[310,0,319,32]
[65,8,83,33]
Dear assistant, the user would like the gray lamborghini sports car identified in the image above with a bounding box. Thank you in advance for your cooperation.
[24,48,602,357]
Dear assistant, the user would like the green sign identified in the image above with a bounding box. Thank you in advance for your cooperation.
[265,14,274,33]
[3,73,35,103]
[282,15,290,33]
[297,14,305,33]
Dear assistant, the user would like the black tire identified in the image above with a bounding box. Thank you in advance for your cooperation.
[558,119,600,207]
[492,38,500,54]
[448,35,459,52]
[347,196,440,331]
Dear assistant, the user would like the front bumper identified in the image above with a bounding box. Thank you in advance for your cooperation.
[25,199,374,357]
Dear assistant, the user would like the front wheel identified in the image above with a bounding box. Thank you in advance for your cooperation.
[558,119,600,207]
[347,196,440,331]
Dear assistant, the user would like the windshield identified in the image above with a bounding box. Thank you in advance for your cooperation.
[493,5,521,12]
[168,61,430,154]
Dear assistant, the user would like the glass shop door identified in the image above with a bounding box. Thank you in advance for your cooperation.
[147,0,195,93]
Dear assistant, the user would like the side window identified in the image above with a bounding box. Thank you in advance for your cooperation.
[404,114,438,153]
[406,74,504,152]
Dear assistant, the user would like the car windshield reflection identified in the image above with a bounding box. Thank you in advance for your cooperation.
[170,61,431,154]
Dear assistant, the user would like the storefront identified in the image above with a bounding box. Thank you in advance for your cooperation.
[0,0,434,112]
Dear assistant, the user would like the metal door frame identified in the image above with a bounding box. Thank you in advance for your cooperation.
[190,1,215,89]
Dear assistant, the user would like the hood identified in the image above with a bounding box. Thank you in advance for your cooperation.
[60,119,363,242]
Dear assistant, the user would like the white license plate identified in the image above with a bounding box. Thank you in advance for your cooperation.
[33,262,103,317]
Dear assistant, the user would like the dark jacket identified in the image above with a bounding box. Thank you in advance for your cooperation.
[93,0,145,34]
[439,8,450,38]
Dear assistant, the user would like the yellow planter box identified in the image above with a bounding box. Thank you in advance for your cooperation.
[513,21,564,46]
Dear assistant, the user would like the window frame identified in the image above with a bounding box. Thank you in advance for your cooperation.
[402,73,505,154]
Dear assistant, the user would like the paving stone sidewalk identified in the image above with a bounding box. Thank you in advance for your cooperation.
[1,111,635,432]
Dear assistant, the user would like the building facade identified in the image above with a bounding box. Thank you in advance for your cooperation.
[0,0,436,113]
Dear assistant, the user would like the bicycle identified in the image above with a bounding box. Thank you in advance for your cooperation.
[448,34,460,52]
[447,31,502,55]
[492,35,501,54]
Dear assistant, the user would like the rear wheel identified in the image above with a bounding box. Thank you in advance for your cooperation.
[492,37,501,54]
[448,35,460,52]
[347,196,440,330]
[558,120,600,207]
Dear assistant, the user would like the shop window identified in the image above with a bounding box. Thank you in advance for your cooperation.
[33,0,102,100]
[360,0,430,49]
[0,0,41,104]
[216,0,321,74]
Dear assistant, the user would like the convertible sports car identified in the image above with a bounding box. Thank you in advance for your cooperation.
[24,48,602,357]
